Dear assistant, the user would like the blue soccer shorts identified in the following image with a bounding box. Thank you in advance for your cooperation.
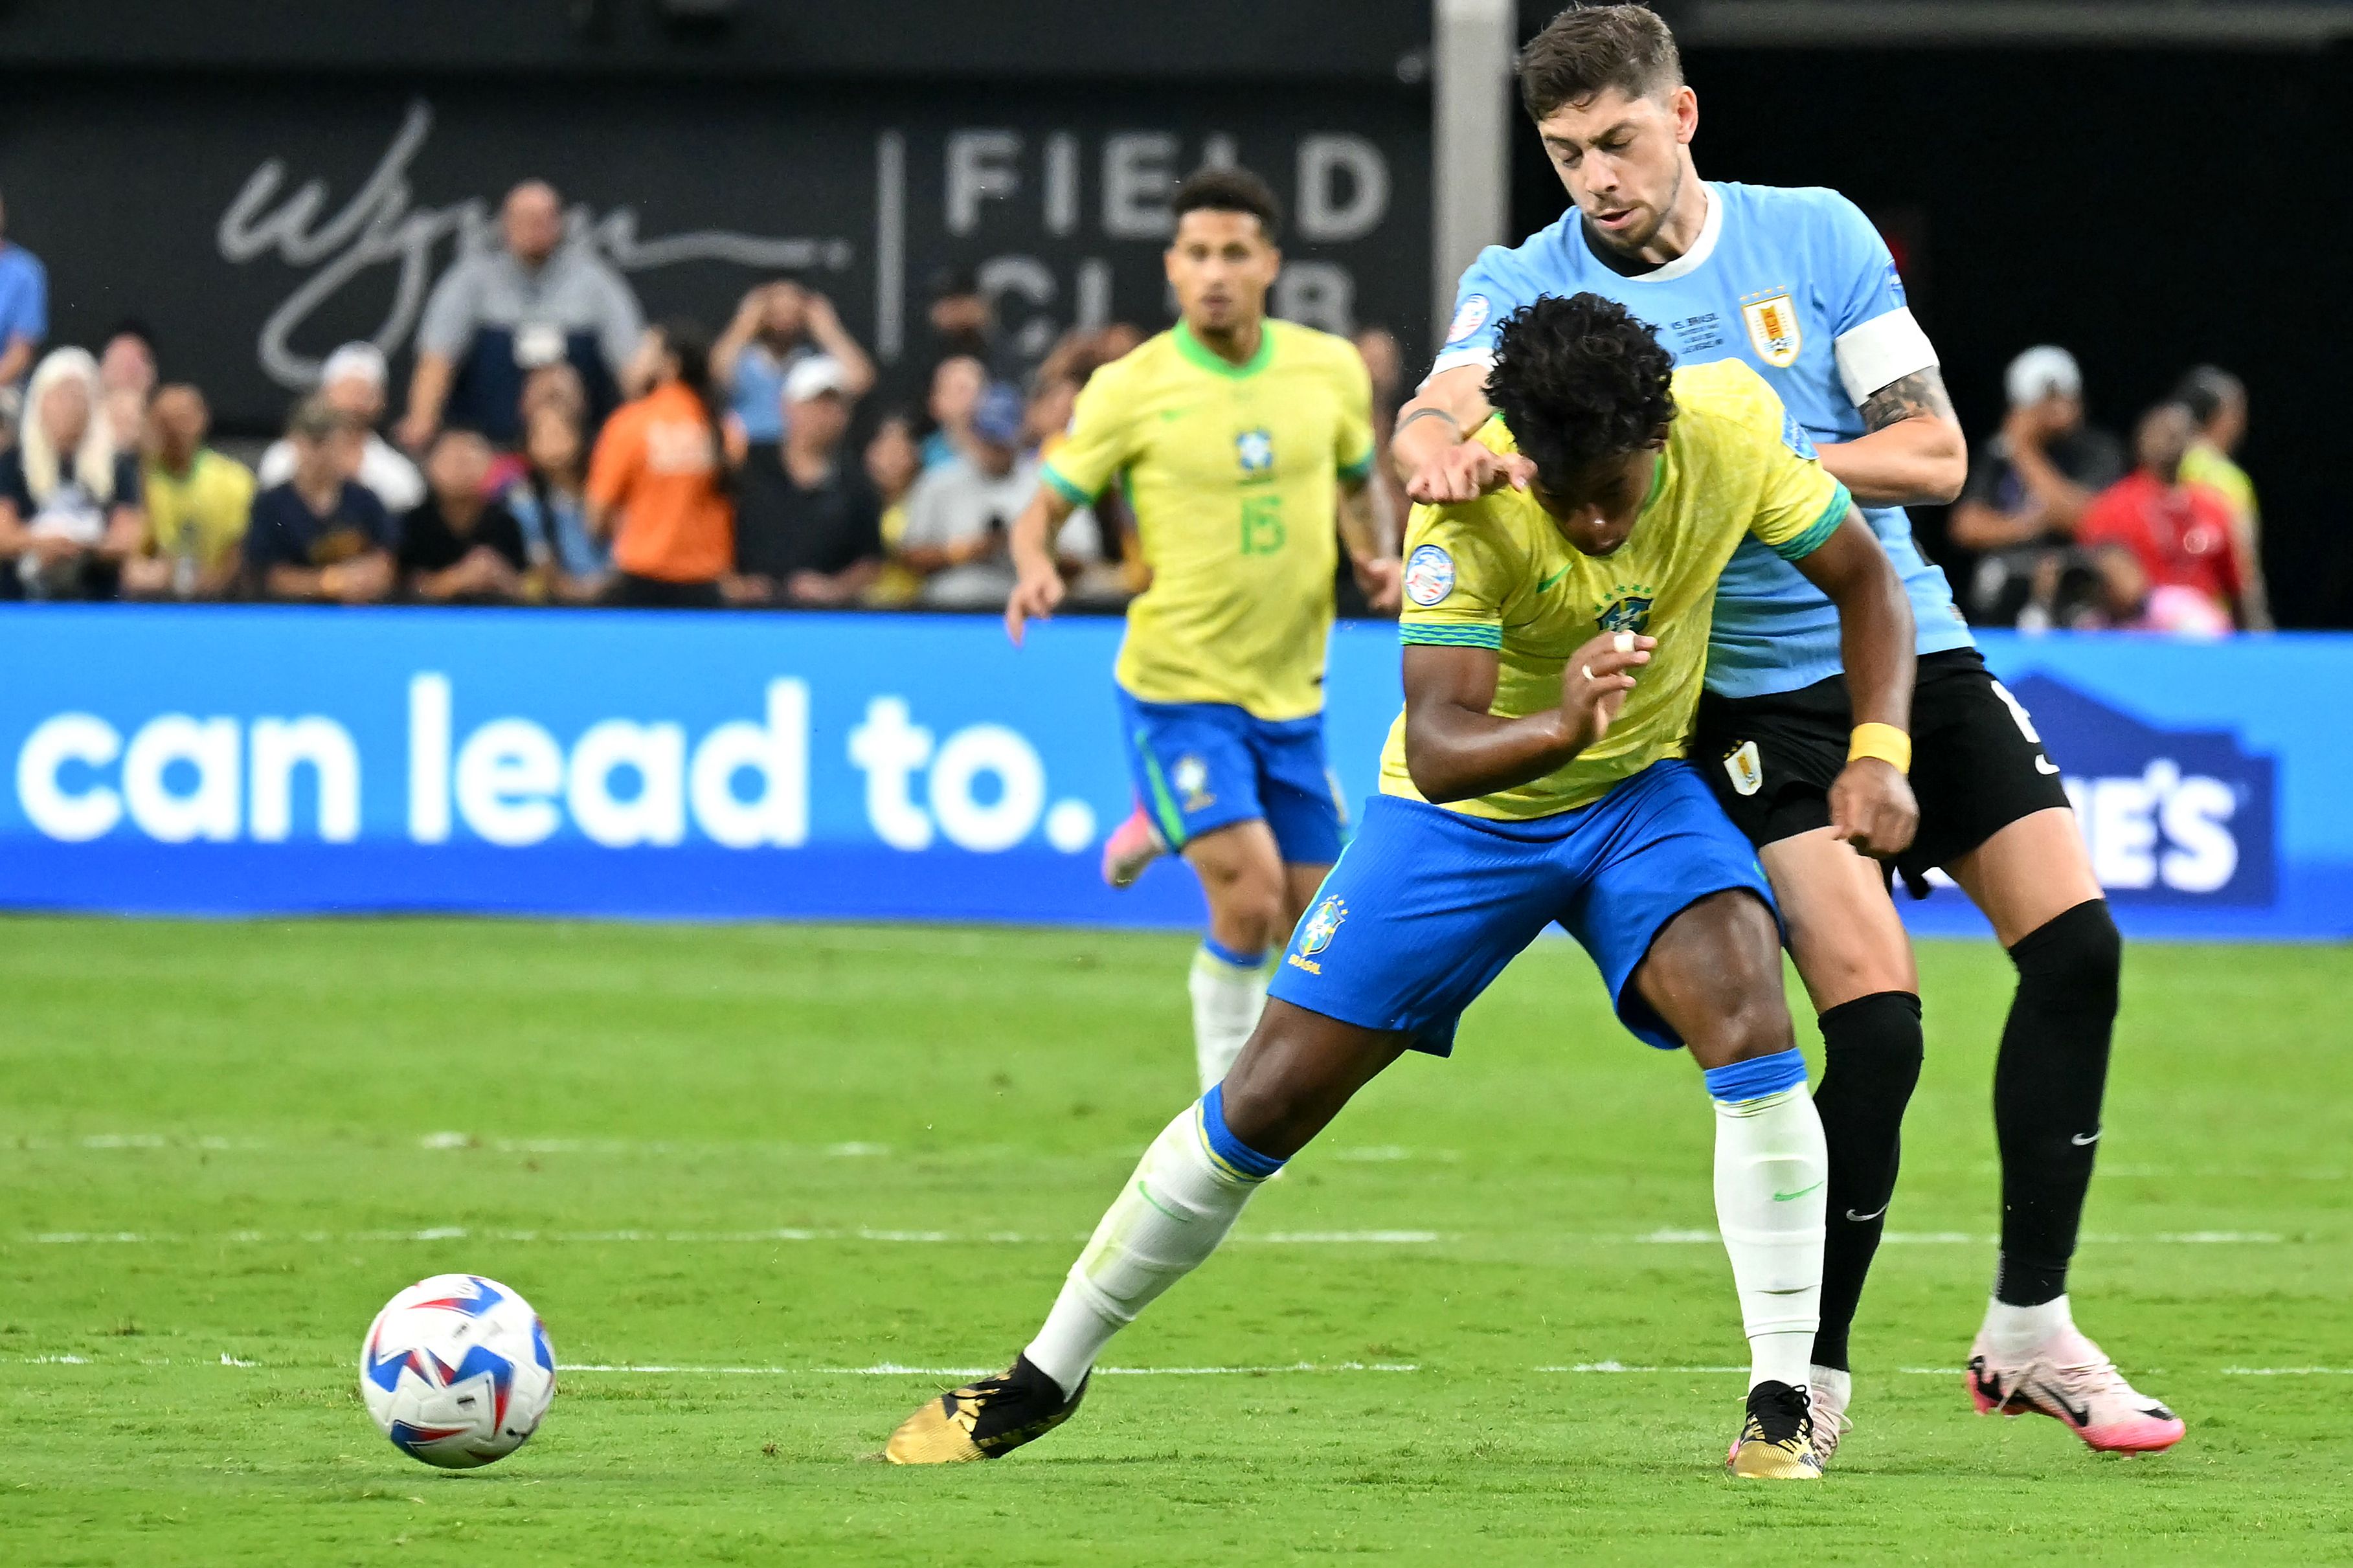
[1116,686,1347,866]
[1267,759,1776,1055]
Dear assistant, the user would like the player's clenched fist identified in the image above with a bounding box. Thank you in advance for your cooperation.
[1557,631,1655,752]
[1404,439,1538,505]
[1829,758,1919,858]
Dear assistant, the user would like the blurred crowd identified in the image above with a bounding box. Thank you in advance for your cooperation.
[0,178,2265,634]
[1947,345,2267,635]
[0,179,1415,618]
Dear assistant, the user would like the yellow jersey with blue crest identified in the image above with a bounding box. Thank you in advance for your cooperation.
[1383,358,1849,820]
[1041,319,1375,722]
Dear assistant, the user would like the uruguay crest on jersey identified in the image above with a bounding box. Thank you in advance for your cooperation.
[1740,290,1803,368]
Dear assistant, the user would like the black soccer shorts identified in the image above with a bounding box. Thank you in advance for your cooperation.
[1688,647,2072,887]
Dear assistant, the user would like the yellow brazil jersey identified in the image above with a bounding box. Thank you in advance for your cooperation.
[1041,318,1375,721]
[1381,358,1850,820]
[144,449,257,568]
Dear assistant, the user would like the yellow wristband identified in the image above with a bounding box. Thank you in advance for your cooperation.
[1847,722,1912,774]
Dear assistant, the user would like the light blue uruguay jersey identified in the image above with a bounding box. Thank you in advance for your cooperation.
[1430,181,1974,699]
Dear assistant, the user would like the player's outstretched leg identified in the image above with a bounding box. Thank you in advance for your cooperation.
[883,1001,1410,1464]
[1950,814,2183,1453]
[1101,801,1166,889]
[1634,890,1830,1481]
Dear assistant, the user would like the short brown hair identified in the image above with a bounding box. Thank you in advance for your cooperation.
[1517,4,1683,121]
[1170,166,1283,244]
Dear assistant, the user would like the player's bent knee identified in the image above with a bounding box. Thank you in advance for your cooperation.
[2011,897,2122,1008]
[1221,1002,1407,1159]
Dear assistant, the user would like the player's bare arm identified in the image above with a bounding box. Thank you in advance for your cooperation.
[1002,485,1079,645]
[1400,632,1655,803]
[1393,364,1535,504]
[1788,511,1918,857]
[1814,366,1966,507]
[1336,475,1402,612]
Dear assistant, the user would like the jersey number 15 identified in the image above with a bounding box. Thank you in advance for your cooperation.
[1239,494,1287,556]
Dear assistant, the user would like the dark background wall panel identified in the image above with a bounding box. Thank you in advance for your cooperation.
[1514,45,2353,625]
[0,77,1430,430]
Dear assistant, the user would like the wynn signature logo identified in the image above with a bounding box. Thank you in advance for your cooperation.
[216,100,854,388]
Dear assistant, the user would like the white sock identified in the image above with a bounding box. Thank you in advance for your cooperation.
[1982,1294,2073,1361]
[1188,943,1267,1092]
[1023,1097,1272,1395]
[1712,1081,1829,1392]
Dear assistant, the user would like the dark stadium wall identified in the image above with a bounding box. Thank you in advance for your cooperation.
[0,0,1430,80]
[1507,45,2352,628]
[0,77,1429,444]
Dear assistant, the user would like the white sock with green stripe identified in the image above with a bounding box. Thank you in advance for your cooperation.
[1705,1048,1829,1393]
[1024,1086,1280,1396]
[1188,937,1267,1092]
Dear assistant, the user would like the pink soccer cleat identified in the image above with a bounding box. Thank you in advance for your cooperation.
[1966,1325,2185,1453]
[1100,803,1167,889]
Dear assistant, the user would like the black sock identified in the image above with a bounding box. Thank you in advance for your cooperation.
[1992,899,2121,1306]
[1809,991,1924,1372]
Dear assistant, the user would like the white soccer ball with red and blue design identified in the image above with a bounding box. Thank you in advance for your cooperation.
[360,1274,556,1468]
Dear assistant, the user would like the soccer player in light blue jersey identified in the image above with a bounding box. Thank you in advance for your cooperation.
[1393,5,2181,1462]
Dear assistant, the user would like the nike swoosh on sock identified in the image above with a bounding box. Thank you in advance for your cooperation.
[2070,1130,2102,1145]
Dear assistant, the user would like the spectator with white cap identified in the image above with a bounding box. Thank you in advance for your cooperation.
[727,355,883,608]
[1949,344,2128,623]
[258,341,426,514]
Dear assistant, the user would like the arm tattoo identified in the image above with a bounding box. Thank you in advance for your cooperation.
[1860,366,1956,434]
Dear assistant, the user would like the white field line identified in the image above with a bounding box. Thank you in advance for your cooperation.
[19,1356,2324,1377]
[15,1227,1443,1247]
[12,1227,2292,1248]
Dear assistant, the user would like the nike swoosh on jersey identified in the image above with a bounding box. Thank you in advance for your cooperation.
[1536,564,1571,594]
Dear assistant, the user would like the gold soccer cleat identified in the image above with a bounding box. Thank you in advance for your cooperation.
[1725,1381,1825,1480]
[883,1357,1086,1464]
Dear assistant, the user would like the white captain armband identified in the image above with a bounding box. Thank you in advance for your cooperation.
[1832,307,1939,407]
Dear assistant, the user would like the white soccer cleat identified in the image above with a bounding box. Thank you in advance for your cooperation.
[1966,1325,2185,1453]
[1807,1366,1852,1469]
[1100,803,1167,889]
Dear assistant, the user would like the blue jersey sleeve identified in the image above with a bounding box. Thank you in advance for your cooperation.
[1810,192,1906,337]
[1427,241,1547,377]
[1805,190,1940,405]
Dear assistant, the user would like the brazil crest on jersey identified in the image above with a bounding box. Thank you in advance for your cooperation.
[1041,319,1375,722]
[1430,181,1973,699]
[1383,359,1849,819]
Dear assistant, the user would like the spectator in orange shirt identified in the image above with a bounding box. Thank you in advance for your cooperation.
[586,319,734,608]
[2078,401,2246,629]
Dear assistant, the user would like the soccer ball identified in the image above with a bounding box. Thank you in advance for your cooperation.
[359,1274,556,1468]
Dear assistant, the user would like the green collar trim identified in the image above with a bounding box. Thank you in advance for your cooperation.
[1175,319,1275,379]
[1638,449,1668,515]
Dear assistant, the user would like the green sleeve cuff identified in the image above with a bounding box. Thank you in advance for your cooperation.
[1772,482,1852,561]
[1040,464,1096,507]
[1400,622,1503,650]
[1336,449,1377,484]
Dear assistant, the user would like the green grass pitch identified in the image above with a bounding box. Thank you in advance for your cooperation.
[4,915,2351,1564]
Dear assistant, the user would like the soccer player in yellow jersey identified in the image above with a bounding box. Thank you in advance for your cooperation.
[1003,168,1400,1092]
[886,294,1917,1478]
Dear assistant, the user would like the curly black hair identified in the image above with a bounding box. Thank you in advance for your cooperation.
[1484,293,1676,493]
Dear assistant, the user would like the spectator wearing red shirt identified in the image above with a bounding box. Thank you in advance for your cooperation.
[2078,402,2245,629]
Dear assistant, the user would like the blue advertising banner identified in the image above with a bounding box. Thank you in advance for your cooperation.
[1,607,2345,940]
